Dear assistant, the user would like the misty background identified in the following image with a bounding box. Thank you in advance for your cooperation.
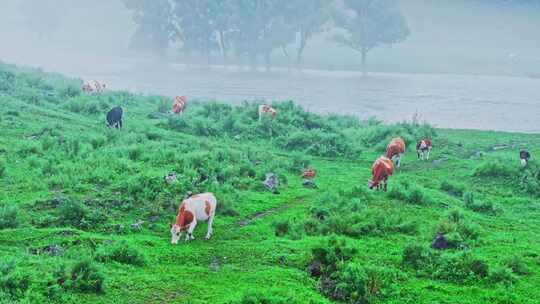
[0,0,539,132]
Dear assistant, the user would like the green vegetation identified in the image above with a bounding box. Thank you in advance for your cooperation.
[1,62,540,303]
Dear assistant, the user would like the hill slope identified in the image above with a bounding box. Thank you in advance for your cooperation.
[1,63,540,304]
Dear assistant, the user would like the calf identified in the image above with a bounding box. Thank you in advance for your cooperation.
[368,156,394,191]
[302,169,316,179]
[258,104,277,121]
[385,137,406,167]
[520,149,531,167]
[170,192,217,244]
[106,106,123,129]
[416,138,433,160]
[172,95,187,114]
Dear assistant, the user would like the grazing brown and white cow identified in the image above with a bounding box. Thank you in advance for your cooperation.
[172,96,187,114]
[170,192,217,244]
[82,82,93,93]
[301,169,316,179]
[82,80,106,94]
[368,156,394,191]
[416,138,433,161]
[385,137,406,167]
[520,149,531,167]
[258,104,277,121]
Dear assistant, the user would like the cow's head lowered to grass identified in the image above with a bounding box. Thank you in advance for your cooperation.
[368,156,394,192]
[170,193,217,244]
[171,205,194,244]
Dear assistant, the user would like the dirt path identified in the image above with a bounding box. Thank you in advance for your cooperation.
[236,197,306,227]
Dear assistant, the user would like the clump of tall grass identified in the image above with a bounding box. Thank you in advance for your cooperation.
[95,241,146,266]
[473,161,517,178]
[0,203,19,229]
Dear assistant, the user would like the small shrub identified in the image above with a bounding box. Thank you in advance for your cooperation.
[216,199,239,217]
[335,263,369,303]
[157,99,170,113]
[66,260,104,293]
[488,267,516,286]
[273,219,290,237]
[146,132,162,141]
[59,84,81,98]
[0,160,6,178]
[310,236,358,277]
[57,200,88,228]
[433,252,489,283]
[474,161,516,178]
[128,147,142,161]
[95,241,146,266]
[67,100,84,113]
[0,203,19,229]
[504,256,530,275]
[232,292,297,304]
[440,181,465,197]
[401,244,431,270]
[447,208,465,224]
[0,259,30,300]
[388,186,408,201]
[85,101,100,114]
[388,184,431,205]
[90,136,106,149]
[463,192,496,214]
[407,186,428,204]
[289,153,311,172]
[68,139,81,156]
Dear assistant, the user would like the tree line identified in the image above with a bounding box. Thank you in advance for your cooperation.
[123,0,411,73]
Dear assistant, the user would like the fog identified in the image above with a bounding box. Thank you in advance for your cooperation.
[1,0,539,132]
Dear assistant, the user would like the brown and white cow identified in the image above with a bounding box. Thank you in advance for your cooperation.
[368,156,394,191]
[170,192,217,244]
[385,137,406,167]
[301,169,316,179]
[82,80,106,94]
[172,96,187,114]
[416,138,433,161]
[258,104,277,121]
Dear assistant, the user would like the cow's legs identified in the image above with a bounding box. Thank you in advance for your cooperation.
[205,214,214,240]
[426,149,431,160]
[119,119,123,129]
[186,220,197,241]
[417,151,421,160]
[384,179,388,192]
[397,154,402,167]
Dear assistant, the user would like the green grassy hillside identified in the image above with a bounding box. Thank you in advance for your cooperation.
[1,62,540,304]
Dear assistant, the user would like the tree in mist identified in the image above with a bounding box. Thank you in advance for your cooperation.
[229,0,296,71]
[334,0,410,75]
[124,0,175,59]
[173,1,221,63]
[284,0,332,69]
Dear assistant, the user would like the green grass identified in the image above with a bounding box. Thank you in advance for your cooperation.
[1,62,540,303]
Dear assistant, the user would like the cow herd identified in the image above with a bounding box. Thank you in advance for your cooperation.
[83,81,532,244]
[368,137,432,191]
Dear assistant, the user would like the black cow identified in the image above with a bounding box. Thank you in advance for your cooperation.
[520,149,531,167]
[106,106,123,129]
[431,233,448,250]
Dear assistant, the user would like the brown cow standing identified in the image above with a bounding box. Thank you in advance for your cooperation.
[385,137,406,167]
[172,96,187,114]
[416,138,433,160]
[368,156,394,191]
